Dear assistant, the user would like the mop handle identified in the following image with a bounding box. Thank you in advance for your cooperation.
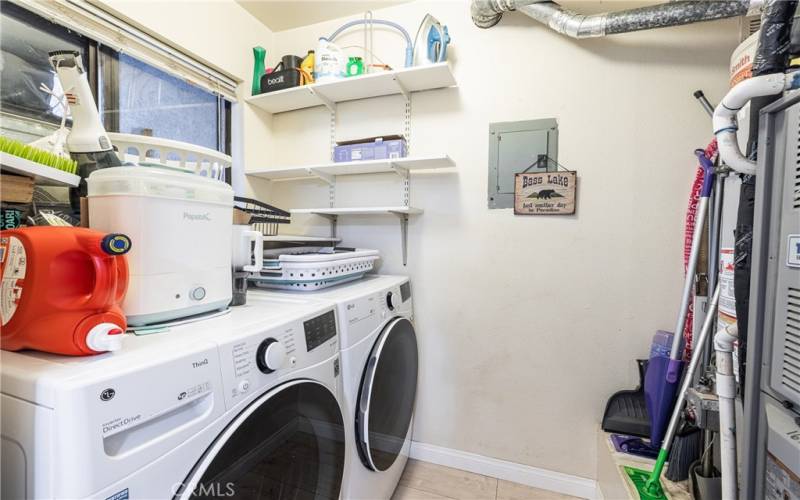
[666,150,716,382]
[693,90,716,118]
[646,285,721,493]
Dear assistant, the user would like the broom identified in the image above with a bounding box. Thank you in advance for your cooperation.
[665,421,703,481]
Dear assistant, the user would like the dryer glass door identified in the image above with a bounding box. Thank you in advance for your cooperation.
[178,380,345,499]
[356,317,419,471]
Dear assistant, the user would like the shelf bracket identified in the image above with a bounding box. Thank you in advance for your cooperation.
[389,211,410,266]
[390,162,411,207]
[393,76,411,102]
[309,88,336,113]
[313,213,339,239]
[307,168,335,186]
[389,163,409,179]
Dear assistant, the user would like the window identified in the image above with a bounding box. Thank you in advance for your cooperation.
[99,51,230,153]
[0,4,231,154]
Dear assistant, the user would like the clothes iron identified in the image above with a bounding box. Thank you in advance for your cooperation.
[413,14,450,65]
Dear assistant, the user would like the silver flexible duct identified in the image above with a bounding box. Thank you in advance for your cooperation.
[472,0,759,37]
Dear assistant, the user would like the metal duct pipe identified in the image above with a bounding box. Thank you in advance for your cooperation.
[472,0,760,37]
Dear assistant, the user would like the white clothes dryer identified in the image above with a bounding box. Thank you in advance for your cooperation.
[254,275,418,500]
[1,295,347,500]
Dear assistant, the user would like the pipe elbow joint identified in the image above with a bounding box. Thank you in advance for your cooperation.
[714,324,739,352]
[471,0,504,28]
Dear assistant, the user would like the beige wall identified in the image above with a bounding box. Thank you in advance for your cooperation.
[263,1,739,480]
[99,0,739,482]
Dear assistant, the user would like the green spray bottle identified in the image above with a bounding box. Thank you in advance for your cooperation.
[252,46,266,95]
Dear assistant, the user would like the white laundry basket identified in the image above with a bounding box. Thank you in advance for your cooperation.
[250,249,380,291]
[108,132,231,181]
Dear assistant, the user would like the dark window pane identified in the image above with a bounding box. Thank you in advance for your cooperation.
[0,2,89,125]
[191,382,345,499]
[100,52,227,153]
[357,318,418,471]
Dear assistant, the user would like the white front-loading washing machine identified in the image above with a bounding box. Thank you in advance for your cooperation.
[1,295,347,500]
[254,275,418,500]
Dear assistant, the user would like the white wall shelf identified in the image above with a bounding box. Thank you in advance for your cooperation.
[263,234,341,243]
[1,152,80,187]
[247,155,454,181]
[246,62,456,114]
[292,206,423,216]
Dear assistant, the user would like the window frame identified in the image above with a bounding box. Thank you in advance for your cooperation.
[1,4,231,155]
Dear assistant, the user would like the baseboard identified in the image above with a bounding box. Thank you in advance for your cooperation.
[409,441,598,499]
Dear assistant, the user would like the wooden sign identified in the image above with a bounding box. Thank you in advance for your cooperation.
[514,171,576,215]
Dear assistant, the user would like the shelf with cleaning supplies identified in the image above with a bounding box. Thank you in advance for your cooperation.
[248,61,457,266]
[1,152,80,187]
[246,62,455,114]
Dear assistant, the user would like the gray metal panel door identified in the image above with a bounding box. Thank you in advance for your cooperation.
[488,119,558,209]
[771,103,800,405]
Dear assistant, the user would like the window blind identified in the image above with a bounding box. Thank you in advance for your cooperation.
[11,0,239,102]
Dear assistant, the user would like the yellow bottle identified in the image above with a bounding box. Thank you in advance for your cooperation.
[300,50,315,84]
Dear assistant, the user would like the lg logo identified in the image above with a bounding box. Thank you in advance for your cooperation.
[100,388,116,401]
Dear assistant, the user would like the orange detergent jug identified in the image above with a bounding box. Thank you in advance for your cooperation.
[1,227,132,356]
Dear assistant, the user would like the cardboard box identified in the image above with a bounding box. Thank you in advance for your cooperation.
[334,135,407,163]
[1,174,34,203]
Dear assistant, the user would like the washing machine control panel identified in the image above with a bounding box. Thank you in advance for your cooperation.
[217,307,339,410]
[303,310,337,352]
[340,281,413,348]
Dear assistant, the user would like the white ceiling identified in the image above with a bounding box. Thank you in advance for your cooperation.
[237,1,413,32]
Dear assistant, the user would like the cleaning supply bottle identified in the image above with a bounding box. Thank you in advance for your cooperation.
[0,227,131,356]
[301,50,315,84]
[346,57,365,77]
[315,38,345,82]
[252,46,267,95]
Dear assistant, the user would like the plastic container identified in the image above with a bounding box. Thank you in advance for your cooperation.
[1,227,131,356]
[315,38,345,82]
[649,330,674,358]
[88,166,233,326]
[644,329,680,448]
[301,50,315,83]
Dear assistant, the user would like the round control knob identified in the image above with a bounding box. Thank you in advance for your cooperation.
[190,287,206,301]
[256,338,286,374]
[386,291,401,311]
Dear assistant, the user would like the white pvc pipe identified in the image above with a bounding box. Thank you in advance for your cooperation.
[714,323,739,500]
[713,72,800,175]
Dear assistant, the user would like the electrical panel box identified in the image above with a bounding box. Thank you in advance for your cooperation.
[488,119,558,209]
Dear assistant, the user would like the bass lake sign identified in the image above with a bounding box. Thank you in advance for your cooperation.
[514,171,576,215]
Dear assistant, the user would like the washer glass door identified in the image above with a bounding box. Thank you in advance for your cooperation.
[356,317,419,471]
[178,380,345,499]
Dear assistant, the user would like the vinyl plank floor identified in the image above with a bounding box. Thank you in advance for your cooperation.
[392,485,456,499]
[394,460,581,500]
[496,479,579,499]
[398,460,497,500]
